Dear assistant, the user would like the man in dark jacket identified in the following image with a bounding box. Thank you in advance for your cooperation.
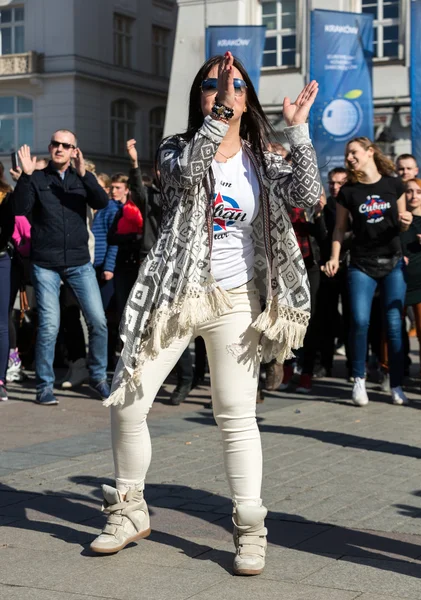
[12,130,110,405]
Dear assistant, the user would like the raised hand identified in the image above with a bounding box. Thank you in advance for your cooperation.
[283,80,319,127]
[10,165,22,182]
[217,51,235,109]
[18,145,37,176]
[74,148,86,178]
[126,139,138,168]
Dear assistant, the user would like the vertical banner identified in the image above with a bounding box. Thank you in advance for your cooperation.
[206,25,266,93]
[309,10,374,182]
[411,0,421,166]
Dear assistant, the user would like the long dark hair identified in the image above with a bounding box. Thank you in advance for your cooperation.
[182,55,275,165]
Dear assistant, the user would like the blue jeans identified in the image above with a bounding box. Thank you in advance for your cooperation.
[348,260,406,388]
[0,254,11,383]
[31,262,108,393]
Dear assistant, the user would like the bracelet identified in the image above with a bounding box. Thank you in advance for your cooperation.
[210,113,229,124]
[212,100,234,121]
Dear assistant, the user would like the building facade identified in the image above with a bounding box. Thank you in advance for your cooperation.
[0,0,177,179]
[167,0,412,160]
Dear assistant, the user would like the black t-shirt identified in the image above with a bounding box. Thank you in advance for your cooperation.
[337,176,404,259]
[401,215,421,294]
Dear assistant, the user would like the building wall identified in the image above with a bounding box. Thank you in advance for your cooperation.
[166,0,412,158]
[0,0,177,180]
[259,0,411,157]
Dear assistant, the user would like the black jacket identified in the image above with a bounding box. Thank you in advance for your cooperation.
[12,163,109,268]
[139,185,161,260]
[126,168,161,260]
[321,196,353,265]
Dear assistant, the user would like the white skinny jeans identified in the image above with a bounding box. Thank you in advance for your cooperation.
[111,281,263,505]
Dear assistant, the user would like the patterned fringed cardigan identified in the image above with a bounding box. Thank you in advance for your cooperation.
[104,117,321,407]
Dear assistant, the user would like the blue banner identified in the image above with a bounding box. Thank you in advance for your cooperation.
[309,10,374,182]
[411,1,421,166]
[206,25,266,93]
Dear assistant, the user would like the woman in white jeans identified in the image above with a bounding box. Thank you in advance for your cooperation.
[91,52,321,575]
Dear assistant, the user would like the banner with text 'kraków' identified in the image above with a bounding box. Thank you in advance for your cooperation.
[411,0,421,166]
[309,10,374,182]
[206,26,266,94]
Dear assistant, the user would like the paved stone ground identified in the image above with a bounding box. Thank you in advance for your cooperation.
[1,350,421,600]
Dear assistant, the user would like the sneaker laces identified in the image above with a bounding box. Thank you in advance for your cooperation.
[354,378,365,392]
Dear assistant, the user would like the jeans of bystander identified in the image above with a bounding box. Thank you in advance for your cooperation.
[348,259,406,388]
[31,262,108,393]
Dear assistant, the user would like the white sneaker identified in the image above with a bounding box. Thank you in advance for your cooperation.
[391,386,409,406]
[6,349,25,383]
[380,372,391,393]
[61,358,88,389]
[90,485,151,554]
[352,377,369,407]
[233,504,267,576]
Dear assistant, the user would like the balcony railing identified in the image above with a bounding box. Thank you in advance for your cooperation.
[0,51,41,77]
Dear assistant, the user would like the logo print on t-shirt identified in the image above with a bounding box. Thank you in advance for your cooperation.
[358,195,391,224]
[213,192,247,232]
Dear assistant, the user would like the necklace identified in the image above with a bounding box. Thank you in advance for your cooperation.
[216,146,241,161]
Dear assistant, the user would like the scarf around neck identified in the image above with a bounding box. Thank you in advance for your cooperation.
[104,117,321,407]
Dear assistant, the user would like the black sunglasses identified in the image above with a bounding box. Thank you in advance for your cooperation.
[50,140,75,150]
[201,78,247,96]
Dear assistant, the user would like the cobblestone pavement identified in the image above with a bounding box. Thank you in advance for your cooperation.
[1,354,421,600]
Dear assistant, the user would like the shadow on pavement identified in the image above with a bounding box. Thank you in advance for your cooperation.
[183,412,421,459]
[1,477,421,578]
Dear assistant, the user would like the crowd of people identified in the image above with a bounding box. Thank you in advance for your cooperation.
[276,147,420,408]
[0,134,160,404]
[1,50,421,576]
[0,113,420,410]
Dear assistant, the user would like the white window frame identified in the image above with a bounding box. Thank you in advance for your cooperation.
[149,107,165,160]
[0,95,33,153]
[0,5,24,56]
[113,13,133,68]
[152,25,170,77]
[261,0,299,70]
[361,0,404,61]
[110,99,136,156]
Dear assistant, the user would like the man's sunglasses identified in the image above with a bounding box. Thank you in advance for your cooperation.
[50,140,76,150]
[201,78,247,97]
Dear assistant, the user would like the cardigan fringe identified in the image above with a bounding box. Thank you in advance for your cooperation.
[103,289,309,408]
[104,284,233,407]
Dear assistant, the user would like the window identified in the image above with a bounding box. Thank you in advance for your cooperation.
[152,26,170,76]
[0,6,24,55]
[111,100,136,155]
[262,0,297,68]
[362,0,401,59]
[149,107,165,159]
[113,13,133,67]
[0,96,33,153]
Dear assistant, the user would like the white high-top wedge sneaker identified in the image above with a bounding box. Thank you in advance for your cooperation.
[90,485,151,554]
[232,504,268,576]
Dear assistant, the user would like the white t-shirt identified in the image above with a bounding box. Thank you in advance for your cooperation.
[211,149,260,290]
